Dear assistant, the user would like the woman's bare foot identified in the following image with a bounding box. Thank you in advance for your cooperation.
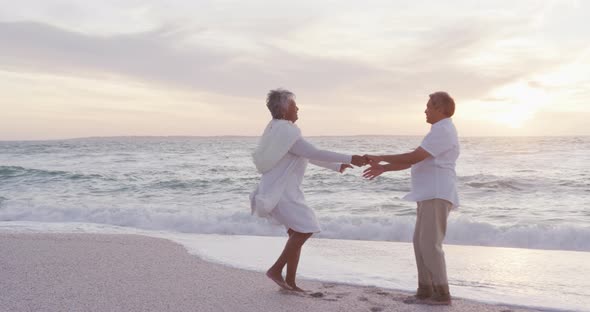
[266,269,292,290]
[286,282,306,292]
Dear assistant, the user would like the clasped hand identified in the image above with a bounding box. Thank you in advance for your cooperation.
[340,155,369,173]
[340,155,385,180]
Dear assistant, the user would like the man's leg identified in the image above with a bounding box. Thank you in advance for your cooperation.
[418,199,452,305]
[404,202,433,304]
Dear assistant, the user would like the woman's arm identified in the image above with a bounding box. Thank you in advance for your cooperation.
[309,159,342,172]
[289,138,352,164]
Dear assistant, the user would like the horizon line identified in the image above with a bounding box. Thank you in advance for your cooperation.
[1,134,589,142]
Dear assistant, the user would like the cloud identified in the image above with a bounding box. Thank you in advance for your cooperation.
[1,21,391,98]
[0,2,582,110]
[1,1,589,138]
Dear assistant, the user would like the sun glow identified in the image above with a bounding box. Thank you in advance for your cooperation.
[490,82,549,129]
[494,105,536,129]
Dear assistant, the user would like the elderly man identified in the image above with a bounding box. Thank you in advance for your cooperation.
[363,92,459,305]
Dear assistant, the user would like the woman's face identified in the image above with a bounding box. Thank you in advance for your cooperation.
[284,99,299,123]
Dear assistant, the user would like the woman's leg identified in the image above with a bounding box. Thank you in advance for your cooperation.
[266,229,312,291]
[285,230,312,291]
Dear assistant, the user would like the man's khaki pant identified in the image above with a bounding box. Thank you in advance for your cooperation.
[414,198,452,292]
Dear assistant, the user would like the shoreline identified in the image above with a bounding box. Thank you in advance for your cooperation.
[0,233,543,312]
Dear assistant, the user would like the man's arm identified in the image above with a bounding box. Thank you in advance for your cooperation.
[362,162,411,180]
[362,147,431,180]
[366,147,431,166]
[383,162,412,171]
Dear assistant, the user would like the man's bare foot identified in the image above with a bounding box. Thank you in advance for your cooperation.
[266,270,292,290]
[403,295,427,304]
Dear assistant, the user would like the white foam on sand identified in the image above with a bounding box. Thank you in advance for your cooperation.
[163,233,590,312]
[3,201,590,251]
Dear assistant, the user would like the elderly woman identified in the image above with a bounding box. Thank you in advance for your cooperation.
[250,88,365,292]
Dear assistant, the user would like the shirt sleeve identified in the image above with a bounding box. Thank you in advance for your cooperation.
[289,138,352,163]
[420,128,453,157]
[309,160,342,172]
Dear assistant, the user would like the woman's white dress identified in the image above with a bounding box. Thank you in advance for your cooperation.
[250,120,352,234]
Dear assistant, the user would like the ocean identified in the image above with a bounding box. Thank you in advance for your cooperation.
[1,136,589,311]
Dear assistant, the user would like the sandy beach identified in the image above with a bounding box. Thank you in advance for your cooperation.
[0,233,542,312]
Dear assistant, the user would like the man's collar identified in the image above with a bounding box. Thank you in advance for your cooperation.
[432,117,452,127]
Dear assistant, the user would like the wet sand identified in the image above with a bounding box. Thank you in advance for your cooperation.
[0,233,540,312]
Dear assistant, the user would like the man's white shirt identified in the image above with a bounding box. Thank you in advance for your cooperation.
[403,118,460,208]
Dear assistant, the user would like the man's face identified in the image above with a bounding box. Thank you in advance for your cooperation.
[284,99,299,123]
[424,99,444,124]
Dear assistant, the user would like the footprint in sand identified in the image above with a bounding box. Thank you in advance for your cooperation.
[279,289,307,297]
[308,292,339,302]
[370,307,384,312]
[364,287,390,296]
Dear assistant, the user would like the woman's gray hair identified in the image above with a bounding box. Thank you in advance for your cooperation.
[266,88,295,119]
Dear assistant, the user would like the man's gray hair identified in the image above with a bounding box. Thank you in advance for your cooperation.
[266,88,295,119]
[429,91,455,117]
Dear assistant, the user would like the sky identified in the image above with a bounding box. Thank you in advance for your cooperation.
[0,0,589,140]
